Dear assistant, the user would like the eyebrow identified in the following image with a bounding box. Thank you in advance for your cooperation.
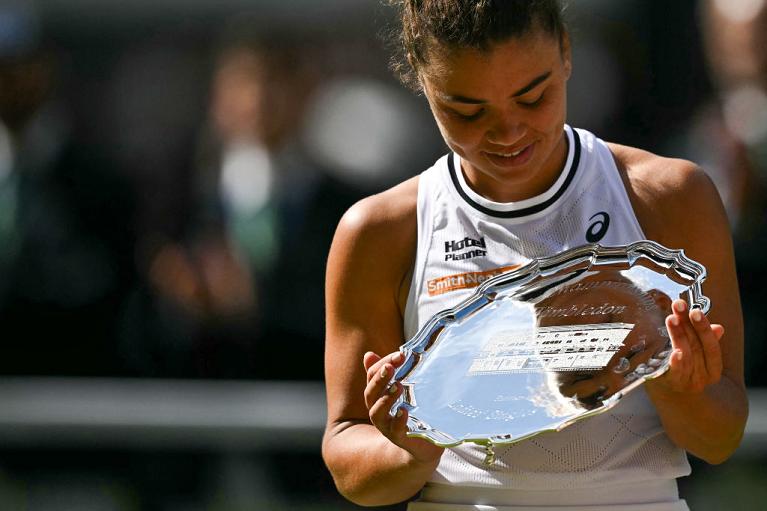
[441,71,552,104]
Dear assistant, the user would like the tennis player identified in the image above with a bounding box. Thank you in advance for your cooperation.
[323,2,747,509]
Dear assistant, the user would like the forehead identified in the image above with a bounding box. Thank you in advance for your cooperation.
[423,31,563,96]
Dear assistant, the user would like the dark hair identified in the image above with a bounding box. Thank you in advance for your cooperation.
[389,0,566,90]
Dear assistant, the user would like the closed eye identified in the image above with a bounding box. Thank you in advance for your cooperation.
[450,108,485,122]
[518,92,544,108]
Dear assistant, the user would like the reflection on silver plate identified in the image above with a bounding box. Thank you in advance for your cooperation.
[391,240,709,463]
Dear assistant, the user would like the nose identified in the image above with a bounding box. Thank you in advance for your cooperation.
[486,114,526,146]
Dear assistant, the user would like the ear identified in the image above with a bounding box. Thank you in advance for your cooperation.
[560,31,572,80]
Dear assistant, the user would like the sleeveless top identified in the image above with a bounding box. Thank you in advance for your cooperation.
[403,125,691,491]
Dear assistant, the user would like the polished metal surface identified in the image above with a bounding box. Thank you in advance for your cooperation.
[391,241,709,455]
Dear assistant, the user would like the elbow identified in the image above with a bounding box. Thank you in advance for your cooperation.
[700,446,735,465]
[337,487,392,508]
[694,421,748,465]
[321,443,384,507]
[325,461,414,508]
[325,467,374,508]
[710,431,747,465]
[698,388,750,465]
[699,443,738,465]
[329,474,407,508]
[333,481,368,507]
[323,457,416,507]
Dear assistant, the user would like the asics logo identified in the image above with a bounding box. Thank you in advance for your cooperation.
[586,212,610,243]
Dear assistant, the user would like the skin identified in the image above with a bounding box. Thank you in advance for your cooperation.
[421,31,571,203]
[323,28,748,507]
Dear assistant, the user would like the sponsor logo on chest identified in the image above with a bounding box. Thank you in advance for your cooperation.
[444,236,487,261]
[427,264,520,296]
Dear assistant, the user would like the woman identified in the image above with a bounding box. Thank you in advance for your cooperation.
[322,1,748,509]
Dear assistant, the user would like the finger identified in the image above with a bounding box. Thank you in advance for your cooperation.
[368,382,403,433]
[363,351,381,372]
[711,324,725,341]
[679,309,705,366]
[689,309,723,381]
[666,309,691,363]
[664,313,690,387]
[390,404,410,436]
[679,307,715,386]
[364,362,396,409]
[365,351,405,383]
[671,300,703,357]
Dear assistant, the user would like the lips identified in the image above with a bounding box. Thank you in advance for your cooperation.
[482,142,535,168]
[487,146,525,157]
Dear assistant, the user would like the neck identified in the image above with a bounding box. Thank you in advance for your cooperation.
[462,129,570,203]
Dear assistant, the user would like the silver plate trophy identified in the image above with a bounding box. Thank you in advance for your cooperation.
[390,240,709,464]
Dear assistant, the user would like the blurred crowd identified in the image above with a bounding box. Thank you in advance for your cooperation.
[0,0,765,387]
[0,2,441,382]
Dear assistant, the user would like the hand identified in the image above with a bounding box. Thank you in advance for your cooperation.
[363,351,444,463]
[648,299,724,395]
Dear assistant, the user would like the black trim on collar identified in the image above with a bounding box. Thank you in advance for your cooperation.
[448,128,582,219]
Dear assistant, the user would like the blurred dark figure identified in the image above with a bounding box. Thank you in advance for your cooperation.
[0,4,136,375]
[694,0,767,232]
[202,24,448,380]
[196,28,338,380]
[100,34,262,379]
[205,31,320,281]
[115,24,340,379]
[675,0,767,386]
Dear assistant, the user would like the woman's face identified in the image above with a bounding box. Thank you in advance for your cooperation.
[420,30,572,203]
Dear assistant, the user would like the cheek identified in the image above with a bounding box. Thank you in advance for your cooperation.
[529,100,566,132]
[435,116,486,150]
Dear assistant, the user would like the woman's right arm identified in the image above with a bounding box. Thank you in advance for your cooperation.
[322,183,444,506]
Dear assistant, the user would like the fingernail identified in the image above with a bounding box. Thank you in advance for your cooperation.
[669,315,679,326]
[388,384,398,395]
[674,301,686,313]
[395,408,403,418]
[380,366,388,379]
[691,309,703,322]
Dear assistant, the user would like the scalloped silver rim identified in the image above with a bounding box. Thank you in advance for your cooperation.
[392,240,709,448]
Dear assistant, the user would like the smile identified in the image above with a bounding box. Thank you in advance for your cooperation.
[482,143,535,167]
[488,148,525,157]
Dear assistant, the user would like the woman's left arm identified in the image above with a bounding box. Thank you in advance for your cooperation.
[639,160,748,464]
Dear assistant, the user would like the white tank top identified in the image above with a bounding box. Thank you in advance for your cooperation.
[403,125,691,492]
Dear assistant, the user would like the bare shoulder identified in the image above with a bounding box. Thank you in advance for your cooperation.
[325,176,419,381]
[607,143,722,245]
[327,176,419,322]
[332,176,418,275]
[337,176,418,244]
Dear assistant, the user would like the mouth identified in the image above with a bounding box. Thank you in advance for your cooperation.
[487,147,526,157]
[482,143,535,168]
